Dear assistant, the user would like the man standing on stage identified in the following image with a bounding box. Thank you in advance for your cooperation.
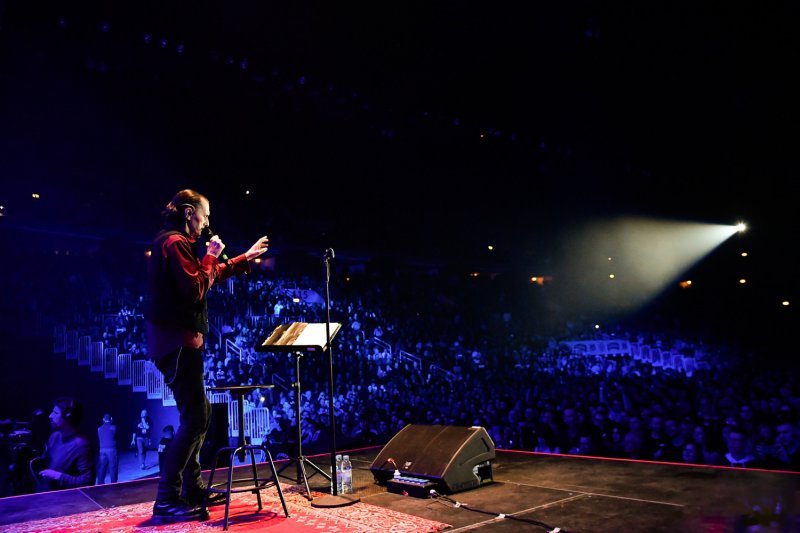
[145,189,269,523]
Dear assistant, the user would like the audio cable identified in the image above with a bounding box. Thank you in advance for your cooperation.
[428,489,570,533]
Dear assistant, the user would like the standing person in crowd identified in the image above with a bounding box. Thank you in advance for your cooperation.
[30,397,94,492]
[145,189,269,523]
[157,425,174,475]
[96,413,118,484]
[131,409,153,470]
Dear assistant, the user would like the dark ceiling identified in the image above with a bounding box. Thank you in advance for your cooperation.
[1,1,797,269]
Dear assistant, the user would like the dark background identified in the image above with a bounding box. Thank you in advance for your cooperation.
[2,1,796,257]
[0,2,798,484]
[0,2,796,371]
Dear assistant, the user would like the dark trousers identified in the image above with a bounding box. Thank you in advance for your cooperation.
[154,347,211,502]
[135,436,148,465]
[96,447,119,484]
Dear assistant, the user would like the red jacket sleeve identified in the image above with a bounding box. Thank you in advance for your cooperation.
[216,253,252,281]
[164,235,216,303]
[163,235,251,303]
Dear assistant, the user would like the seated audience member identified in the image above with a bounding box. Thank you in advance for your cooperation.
[533,426,560,453]
[570,434,596,456]
[681,442,701,464]
[722,426,761,468]
[558,407,593,454]
[692,425,722,465]
[771,420,800,470]
[622,430,644,459]
[30,397,94,492]
[643,415,671,460]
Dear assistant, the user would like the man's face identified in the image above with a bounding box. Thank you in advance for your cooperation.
[682,443,697,462]
[693,426,705,442]
[649,416,663,433]
[777,424,795,446]
[187,199,210,239]
[49,406,66,430]
[727,431,746,454]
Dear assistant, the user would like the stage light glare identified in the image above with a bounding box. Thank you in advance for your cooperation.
[549,217,742,319]
[736,222,747,232]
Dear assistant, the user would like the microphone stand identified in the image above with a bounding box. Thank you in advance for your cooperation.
[310,248,360,508]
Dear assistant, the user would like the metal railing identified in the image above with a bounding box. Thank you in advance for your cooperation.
[398,350,422,371]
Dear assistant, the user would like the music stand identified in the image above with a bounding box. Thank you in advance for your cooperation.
[256,322,341,501]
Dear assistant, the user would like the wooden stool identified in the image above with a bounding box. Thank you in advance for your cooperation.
[206,443,289,530]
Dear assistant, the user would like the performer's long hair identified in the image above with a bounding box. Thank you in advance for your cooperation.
[160,189,207,229]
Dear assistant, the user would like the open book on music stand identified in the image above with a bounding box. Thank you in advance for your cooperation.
[257,322,341,353]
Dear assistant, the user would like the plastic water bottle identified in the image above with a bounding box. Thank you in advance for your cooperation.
[334,454,343,494]
[341,455,352,494]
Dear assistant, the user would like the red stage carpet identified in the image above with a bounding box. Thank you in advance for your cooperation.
[4,485,451,532]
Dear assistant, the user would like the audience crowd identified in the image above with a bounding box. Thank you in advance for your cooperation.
[2,248,798,496]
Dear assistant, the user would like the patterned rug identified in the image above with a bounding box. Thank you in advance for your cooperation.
[4,485,451,532]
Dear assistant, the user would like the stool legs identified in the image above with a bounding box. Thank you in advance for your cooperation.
[247,446,263,511]
[263,447,289,518]
[207,444,290,530]
[223,448,235,530]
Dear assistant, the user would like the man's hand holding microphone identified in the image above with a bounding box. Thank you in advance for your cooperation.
[202,227,268,261]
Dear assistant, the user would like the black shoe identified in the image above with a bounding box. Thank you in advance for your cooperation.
[184,486,229,507]
[185,490,228,507]
[152,499,210,523]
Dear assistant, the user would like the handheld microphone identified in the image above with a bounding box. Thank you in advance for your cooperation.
[202,227,228,260]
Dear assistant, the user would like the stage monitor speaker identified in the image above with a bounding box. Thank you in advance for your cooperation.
[369,424,495,494]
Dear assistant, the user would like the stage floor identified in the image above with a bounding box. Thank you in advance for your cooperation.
[2,448,798,532]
